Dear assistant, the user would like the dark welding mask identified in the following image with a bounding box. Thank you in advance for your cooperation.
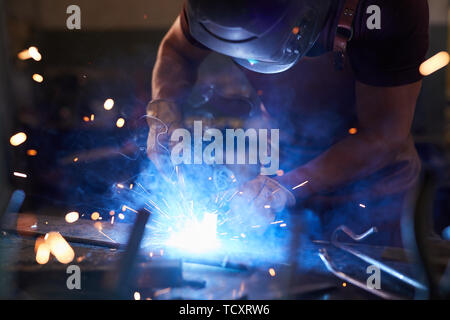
[186,0,332,74]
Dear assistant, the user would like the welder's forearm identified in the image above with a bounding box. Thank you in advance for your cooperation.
[152,44,197,102]
[276,133,398,199]
[151,17,209,103]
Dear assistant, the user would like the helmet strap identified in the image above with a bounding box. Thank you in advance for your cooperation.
[333,0,359,70]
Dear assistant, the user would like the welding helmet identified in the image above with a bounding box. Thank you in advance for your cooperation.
[186,0,332,74]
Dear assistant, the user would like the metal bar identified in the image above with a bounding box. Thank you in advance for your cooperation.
[318,248,401,300]
[114,209,150,295]
[331,225,427,290]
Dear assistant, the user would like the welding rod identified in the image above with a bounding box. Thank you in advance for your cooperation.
[2,228,123,249]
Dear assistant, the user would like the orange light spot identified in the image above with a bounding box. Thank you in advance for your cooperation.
[342,282,347,287]
[349,128,358,135]
[17,49,31,60]
[27,149,37,156]
[83,116,90,122]
[45,232,75,264]
[292,26,300,35]
[94,221,102,231]
[91,212,100,221]
[19,47,42,61]
[73,157,79,162]
[269,268,276,277]
[35,242,50,265]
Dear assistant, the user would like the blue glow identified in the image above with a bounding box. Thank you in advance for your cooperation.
[443,226,450,240]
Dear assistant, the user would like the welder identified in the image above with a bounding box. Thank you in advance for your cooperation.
[147,0,429,246]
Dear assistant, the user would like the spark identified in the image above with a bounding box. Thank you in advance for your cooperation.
[349,127,358,135]
[342,282,347,287]
[35,242,50,265]
[134,292,141,300]
[118,213,125,220]
[28,47,42,61]
[270,220,284,225]
[116,118,125,128]
[269,268,276,277]
[13,172,27,178]
[18,46,42,61]
[97,229,116,243]
[292,180,309,190]
[91,212,100,220]
[65,211,79,223]
[420,51,449,76]
[104,98,114,110]
[359,203,366,208]
[153,288,171,297]
[32,73,44,83]
[280,223,287,228]
[10,132,27,146]
[45,232,75,264]
[27,149,37,156]
[116,183,124,189]
[73,157,79,162]
[90,114,95,121]
[122,205,138,213]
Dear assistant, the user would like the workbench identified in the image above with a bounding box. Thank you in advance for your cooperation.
[1,211,435,300]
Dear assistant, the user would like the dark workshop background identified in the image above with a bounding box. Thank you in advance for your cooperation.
[1,1,450,236]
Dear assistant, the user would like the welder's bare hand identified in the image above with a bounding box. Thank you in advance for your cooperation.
[146,99,182,175]
[228,175,296,229]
